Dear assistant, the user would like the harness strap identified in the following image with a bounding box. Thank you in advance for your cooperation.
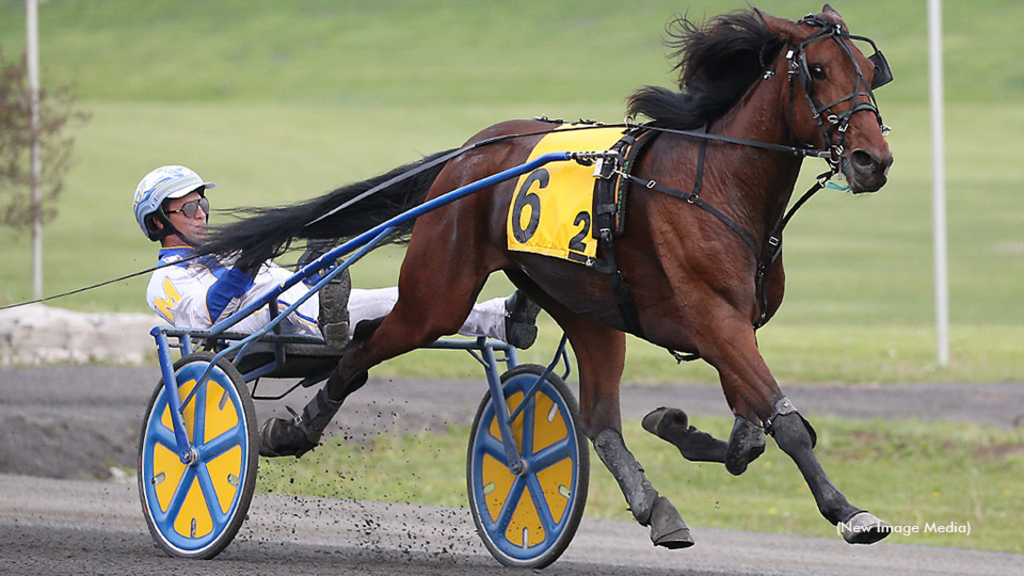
[626,167,830,330]
[592,132,636,241]
[690,124,709,197]
[609,258,646,338]
[591,128,650,338]
[625,173,760,258]
[614,129,660,235]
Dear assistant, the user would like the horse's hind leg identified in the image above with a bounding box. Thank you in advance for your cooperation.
[549,308,693,549]
[260,290,484,457]
[260,212,496,458]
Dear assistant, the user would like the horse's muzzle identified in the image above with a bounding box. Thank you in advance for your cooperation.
[845,148,893,193]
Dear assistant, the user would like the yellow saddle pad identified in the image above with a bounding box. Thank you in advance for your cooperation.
[506,126,626,265]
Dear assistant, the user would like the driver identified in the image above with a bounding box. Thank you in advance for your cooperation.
[133,165,541,456]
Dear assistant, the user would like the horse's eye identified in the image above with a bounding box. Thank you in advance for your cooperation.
[810,64,828,81]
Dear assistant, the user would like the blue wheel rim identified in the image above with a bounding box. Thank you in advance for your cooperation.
[470,372,582,563]
[140,361,251,555]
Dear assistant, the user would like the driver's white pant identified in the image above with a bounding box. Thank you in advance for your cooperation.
[231,266,507,342]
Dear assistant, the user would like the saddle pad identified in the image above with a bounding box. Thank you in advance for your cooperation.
[506,126,626,265]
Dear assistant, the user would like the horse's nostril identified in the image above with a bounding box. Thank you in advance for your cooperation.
[851,150,876,170]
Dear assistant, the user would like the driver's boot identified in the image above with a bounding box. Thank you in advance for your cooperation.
[297,239,351,349]
[503,291,541,350]
[258,372,368,458]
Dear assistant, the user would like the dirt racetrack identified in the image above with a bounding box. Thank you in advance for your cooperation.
[2,366,1024,575]
[2,366,1024,480]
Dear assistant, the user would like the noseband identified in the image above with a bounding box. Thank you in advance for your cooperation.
[785,14,892,172]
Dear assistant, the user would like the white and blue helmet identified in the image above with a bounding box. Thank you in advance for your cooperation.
[133,165,215,240]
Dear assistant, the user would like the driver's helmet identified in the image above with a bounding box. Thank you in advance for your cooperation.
[133,165,215,240]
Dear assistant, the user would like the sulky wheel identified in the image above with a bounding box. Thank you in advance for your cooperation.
[467,364,589,568]
[137,352,258,559]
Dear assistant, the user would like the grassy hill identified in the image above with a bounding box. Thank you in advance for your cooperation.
[2,1,1023,104]
[0,0,1021,382]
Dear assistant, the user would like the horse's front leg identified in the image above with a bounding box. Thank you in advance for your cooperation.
[697,314,891,544]
[642,405,766,475]
[765,398,890,543]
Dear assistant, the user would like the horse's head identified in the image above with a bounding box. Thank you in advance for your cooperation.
[760,5,893,193]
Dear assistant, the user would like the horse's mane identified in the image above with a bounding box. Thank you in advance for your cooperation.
[628,9,783,129]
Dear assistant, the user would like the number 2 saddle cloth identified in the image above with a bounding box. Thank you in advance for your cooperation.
[506,124,641,267]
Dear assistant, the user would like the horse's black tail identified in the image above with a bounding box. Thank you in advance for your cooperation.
[199,148,457,270]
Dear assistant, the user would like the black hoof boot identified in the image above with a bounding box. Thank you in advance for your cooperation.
[725,416,766,476]
[649,496,694,549]
[258,416,318,458]
[642,407,728,463]
[503,290,541,349]
[258,388,342,458]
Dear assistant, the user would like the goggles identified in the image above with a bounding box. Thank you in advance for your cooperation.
[165,196,210,219]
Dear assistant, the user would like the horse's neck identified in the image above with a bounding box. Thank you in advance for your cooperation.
[711,76,804,242]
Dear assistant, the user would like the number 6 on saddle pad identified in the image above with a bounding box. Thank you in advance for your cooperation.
[506,125,628,267]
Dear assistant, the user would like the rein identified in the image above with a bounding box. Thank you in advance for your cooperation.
[641,125,833,160]
[0,254,206,311]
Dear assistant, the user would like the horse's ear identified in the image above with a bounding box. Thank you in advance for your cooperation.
[821,4,846,25]
[755,8,801,42]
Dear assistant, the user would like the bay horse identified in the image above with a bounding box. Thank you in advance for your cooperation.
[202,5,894,547]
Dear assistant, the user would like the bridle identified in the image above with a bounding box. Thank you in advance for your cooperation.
[784,14,892,174]
[622,14,894,332]
[630,15,893,178]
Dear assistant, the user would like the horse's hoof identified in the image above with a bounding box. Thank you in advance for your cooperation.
[643,407,729,464]
[649,496,695,549]
[724,417,766,476]
[840,512,891,545]
[642,407,688,437]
